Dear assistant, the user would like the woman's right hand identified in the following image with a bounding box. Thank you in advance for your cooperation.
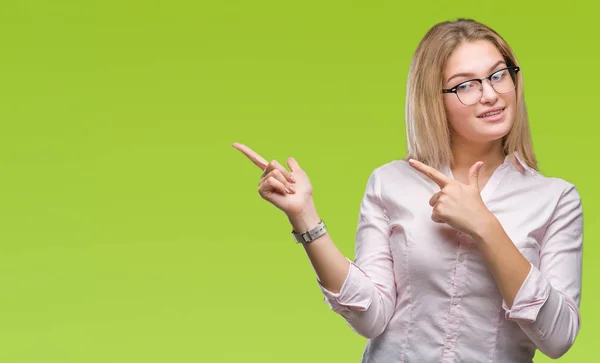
[232,142,314,217]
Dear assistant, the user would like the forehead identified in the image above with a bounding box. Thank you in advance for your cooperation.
[444,40,505,76]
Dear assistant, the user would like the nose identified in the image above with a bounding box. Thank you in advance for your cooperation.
[479,79,498,104]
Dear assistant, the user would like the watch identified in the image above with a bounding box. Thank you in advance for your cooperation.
[292,220,327,243]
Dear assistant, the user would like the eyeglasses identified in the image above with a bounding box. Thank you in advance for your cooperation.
[441,66,520,106]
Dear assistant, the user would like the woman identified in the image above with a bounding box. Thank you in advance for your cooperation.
[233,18,583,362]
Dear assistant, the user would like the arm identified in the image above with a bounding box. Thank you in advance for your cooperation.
[473,183,583,359]
[406,158,583,358]
[290,171,397,339]
[287,199,350,294]
[231,143,395,339]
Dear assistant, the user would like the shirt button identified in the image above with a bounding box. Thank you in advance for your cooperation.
[451,297,460,305]
[457,254,465,263]
[444,342,452,350]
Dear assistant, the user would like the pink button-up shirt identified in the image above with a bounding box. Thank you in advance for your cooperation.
[319,153,583,362]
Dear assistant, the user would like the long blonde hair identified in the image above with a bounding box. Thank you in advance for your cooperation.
[404,18,537,171]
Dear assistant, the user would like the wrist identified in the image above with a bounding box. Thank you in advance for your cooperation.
[470,212,501,243]
[287,200,321,232]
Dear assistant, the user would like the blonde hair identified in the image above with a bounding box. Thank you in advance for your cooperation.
[404,18,537,171]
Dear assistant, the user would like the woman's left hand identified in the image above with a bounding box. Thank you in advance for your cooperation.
[408,159,496,238]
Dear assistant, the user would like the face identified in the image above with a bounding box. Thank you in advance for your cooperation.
[442,40,517,145]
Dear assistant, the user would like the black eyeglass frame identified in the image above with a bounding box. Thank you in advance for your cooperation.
[441,66,521,104]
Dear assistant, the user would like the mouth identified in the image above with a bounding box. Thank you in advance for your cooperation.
[477,107,506,121]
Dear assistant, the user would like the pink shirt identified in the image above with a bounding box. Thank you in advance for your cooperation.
[319,153,583,362]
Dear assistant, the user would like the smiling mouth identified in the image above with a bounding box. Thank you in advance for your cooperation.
[478,107,505,118]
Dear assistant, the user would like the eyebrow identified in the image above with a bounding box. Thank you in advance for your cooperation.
[446,60,506,85]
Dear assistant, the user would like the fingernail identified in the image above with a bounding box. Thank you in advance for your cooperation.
[288,185,296,193]
[290,175,296,183]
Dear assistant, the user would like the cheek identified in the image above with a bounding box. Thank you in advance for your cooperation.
[444,99,472,131]
[501,94,518,123]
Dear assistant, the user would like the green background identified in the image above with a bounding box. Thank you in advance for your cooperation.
[0,0,596,362]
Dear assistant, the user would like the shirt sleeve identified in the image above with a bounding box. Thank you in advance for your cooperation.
[317,169,397,340]
[502,182,583,359]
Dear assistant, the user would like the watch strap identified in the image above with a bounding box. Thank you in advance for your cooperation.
[292,220,327,243]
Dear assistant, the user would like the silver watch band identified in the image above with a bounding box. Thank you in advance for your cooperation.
[292,220,327,243]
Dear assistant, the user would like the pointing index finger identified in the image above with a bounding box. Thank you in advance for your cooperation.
[408,159,452,188]
[232,142,268,170]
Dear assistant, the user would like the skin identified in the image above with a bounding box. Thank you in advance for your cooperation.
[443,39,516,186]
[233,39,532,307]
[231,142,349,292]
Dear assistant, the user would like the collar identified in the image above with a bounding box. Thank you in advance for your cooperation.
[441,151,535,179]
[506,151,536,176]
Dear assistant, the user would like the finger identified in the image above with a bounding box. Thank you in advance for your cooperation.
[260,176,292,196]
[263,160,296,184]
[431,214,444,223]
[468,161,484,189]
[408,159,452,188]
[263,169,296,193]
[431,206,444,223]
[429,191,441,207]
[287,157,300,173]
[232,142,269,170]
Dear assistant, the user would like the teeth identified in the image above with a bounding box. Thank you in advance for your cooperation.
[480,109,502,118]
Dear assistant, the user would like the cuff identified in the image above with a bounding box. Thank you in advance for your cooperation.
[502,263,552,323]
[318,260,373,313]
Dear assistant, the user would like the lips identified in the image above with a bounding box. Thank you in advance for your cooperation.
[477,107,505,118]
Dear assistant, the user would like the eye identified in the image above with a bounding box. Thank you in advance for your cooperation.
[456,81,474,92]
[491,70,506,82]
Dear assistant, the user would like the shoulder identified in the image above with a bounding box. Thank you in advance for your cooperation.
[370,159,420,181]
[365,159,431,198]
[523,168,580,200]
[511,153,580,200]
[525,173,584,242]
[514,168,583,218]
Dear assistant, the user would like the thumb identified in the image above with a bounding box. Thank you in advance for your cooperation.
[287,157,300,172]
[468,161,484,189]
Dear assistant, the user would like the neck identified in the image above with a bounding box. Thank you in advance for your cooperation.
[450,135,506,173]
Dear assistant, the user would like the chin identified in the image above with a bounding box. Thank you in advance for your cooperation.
[450,112,515,144]
[472,130,511,144]
[474,117,513,138]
